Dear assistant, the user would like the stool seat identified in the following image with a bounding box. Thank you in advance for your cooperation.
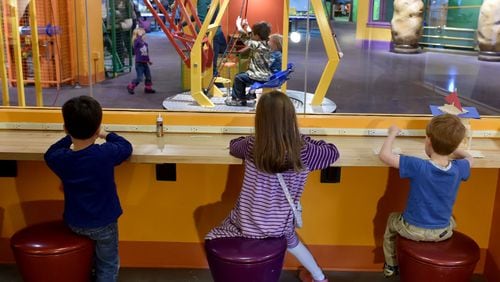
[397,231,480,282]
[205,236,287,282]
[11,220,94,282]
[206,236,286,263]
[11,220,92,255]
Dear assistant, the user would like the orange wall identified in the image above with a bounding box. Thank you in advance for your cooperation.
[0,110,499,272]
[73,0,105,84]
[0,161,497,270]
[485,174,500,281]
[223,0,284,36]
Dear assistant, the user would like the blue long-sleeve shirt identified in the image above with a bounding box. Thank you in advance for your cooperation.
[44,133,133,228]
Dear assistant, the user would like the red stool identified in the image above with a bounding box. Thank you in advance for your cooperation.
[397,231,480,282]
[205,236,287,282]
[10,220,94,282]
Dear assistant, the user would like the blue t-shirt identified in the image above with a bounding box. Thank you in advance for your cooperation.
[269,51,282,73]
[44,133,133,228]
[400,155,470,229]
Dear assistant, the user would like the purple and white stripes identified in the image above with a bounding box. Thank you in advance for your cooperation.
[206,135,339,248]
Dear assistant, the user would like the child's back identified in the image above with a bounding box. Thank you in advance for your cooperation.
[378,114,473,278]
[45,132,132,227]
[44,95,132,282]
[209,91,339,282]
[268,33,283,73]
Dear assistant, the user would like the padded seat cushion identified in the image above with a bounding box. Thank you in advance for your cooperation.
[205,237,287,264]
[397,231,480,266]
[11,221,93,255]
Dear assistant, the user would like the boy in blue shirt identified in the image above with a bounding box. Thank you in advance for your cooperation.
[378,114,473,277]
[268,33,283,74]
[44,96,133,282]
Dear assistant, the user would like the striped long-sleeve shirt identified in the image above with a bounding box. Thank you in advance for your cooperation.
[205,135,340,248]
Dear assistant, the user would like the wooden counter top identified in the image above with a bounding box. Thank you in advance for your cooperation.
[1,130,499,167]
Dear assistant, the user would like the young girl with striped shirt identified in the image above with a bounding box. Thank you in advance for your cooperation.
[206,90,340,282]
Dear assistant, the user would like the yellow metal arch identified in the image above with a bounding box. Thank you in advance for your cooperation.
[190,0,340,107]
[190,0,231,107]
[309,0,341,106]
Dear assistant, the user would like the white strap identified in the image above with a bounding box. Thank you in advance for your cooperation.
[277,173,300,219]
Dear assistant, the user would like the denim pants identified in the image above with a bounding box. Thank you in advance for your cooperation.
[69,222,119,282]
[212,31,227,76]
[232,72,258,100]
[383,212,455,266]
[132,62,152,86]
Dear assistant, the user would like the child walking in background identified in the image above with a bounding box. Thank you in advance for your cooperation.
[268,33,283,73]
[378,114,473,278]
[226,18,273,106]
[127,27,156,94]
[44,96,133,282]
[207,91,340,282]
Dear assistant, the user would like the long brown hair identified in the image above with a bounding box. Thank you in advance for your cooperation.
[253,91,304,173]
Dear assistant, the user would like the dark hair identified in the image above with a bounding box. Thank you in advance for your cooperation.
[252,21,271,41]
[426,114,466,155]
[62,96,102,140]
[254,91,304,173]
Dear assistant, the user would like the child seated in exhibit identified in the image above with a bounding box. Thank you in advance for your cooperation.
[44,96,133,281]
[378,114,473,277]
[268,33,283,73]
[207,90,340,282]
[225,18,273,106]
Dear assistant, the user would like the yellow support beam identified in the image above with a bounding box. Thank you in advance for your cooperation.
[8,0,26,106]
[190,0,230,107]
[29,0,43,107]
[0,10,9,106]
[310,0,341,106]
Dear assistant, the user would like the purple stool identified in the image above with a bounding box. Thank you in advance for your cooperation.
[397,231,480,282]
[205,236,287,282]
[10,220,94,282]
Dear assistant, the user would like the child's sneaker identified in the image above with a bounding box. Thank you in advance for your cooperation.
[383,263,399,278]
[145,88,156,94]
[298,267,328,282]
[127,84,135,95]
[225,98,247,106]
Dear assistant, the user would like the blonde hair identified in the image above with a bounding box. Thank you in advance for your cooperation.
[269,34,283,52]
[132,27,146,43]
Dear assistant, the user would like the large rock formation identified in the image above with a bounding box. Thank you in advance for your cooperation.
[477,0,500,61]
[391,0,424,53]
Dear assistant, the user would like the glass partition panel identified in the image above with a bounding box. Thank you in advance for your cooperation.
[0,0,499,116]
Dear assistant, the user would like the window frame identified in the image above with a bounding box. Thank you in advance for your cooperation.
[367,0,392,28]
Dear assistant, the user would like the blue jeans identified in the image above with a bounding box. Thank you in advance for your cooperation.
[213,31,227,76]
[69,222,119,282]
[232,72,259,100]
[132,62,152,86]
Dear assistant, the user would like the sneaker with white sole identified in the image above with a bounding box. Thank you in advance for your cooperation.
[383,263,399,278]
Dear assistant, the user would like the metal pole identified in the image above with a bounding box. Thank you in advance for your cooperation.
[303,0,311,113]
[84,0,93,97]
[73,0,81,88]
[29,0,43,106]
[0,9,9,105]
[10,0,26,106]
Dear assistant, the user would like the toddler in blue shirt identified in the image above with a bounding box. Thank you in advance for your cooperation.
[45,95,132,282]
